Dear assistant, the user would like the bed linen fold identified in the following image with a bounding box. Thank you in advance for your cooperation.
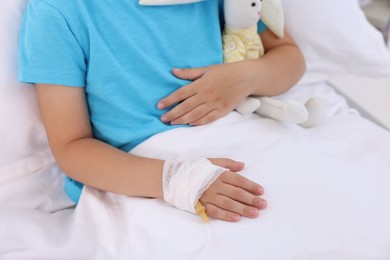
[1,82,390,259]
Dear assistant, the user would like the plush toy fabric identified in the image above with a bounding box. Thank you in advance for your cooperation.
[223,0,324,127]
[223,26,264,62]
[223,0,283,64]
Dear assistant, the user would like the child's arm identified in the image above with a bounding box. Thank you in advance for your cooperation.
[158,29,306,126]
[35,84,165,198]
[36,84,266,222]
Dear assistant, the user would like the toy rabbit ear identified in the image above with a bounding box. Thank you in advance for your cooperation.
[139,0,203,5]
[261,0,284,38]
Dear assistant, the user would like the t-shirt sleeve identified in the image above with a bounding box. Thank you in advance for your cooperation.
[257,19,267,34]
[18,1,86,87]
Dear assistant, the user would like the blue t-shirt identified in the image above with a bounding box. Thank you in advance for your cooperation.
[19,0,267,203]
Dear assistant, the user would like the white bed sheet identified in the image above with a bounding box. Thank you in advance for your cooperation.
[1,81,390,260]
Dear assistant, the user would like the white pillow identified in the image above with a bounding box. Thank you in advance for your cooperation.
[0,0,71,211]
[0,0,48,168]
[282,0,390,84]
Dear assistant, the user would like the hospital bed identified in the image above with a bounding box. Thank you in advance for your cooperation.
[1,0,390,259]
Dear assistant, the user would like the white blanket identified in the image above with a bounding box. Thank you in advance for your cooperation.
[1,82,390,259]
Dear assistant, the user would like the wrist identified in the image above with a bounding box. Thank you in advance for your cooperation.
[233,59,265,97]
[162,157,227,213]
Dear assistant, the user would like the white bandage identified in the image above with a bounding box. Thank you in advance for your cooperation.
[163,158,228,213]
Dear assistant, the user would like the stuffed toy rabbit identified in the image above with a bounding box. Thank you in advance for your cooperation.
[223,0,324,127]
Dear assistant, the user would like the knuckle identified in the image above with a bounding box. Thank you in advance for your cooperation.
[221,199,232,209]
[192,109,203,119]
[236,174,248,187]
[234,175,246,187]
[205,205,217,217]
[180,102,191,111]
[165,96,176,106]
[171,107,182,118]
[233,189,244,200]
[175,89,187,100]
[180,69,193,80]
[218,171,230,181]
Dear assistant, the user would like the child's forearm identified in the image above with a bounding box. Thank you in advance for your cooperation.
[242,44,306,97]
[56,137,165,199]
[36,84,165,199]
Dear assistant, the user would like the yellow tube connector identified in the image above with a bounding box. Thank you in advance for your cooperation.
[195,201,208,223]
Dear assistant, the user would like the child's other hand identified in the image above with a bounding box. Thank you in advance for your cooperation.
[204,158,267,222]
[158,63,252,126]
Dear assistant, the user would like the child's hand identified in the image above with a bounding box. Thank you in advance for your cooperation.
[158,62,253,126]
[204,158,267,222]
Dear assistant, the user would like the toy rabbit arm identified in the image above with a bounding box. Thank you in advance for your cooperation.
[235,96,261,114]
[255,97,309,124]
[255,96,325,127]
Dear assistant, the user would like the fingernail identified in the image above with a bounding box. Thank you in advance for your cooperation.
[260,201,267,210]
[161,116,168,122]
[171,121,178,125]
[232,214,241,222]
[255,198,267,209]
[157,103,165,109]
[258,187,264,194]
[251,209,259,217]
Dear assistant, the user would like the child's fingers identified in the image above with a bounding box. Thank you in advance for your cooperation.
[189,109,227,126]
[168,100,220,125]
[220,185,267,210]
[207,194,260,219]
[208,158,245,172]
[221,172,264,195]
[171,67,209,81]
[200,171,267,221]
[157,83,195,111]
[170,104,211,125]
[202,202,241,222]
[174,106,227,126]
[160,95,200,124]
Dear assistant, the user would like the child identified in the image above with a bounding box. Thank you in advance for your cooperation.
[18,0,305,222]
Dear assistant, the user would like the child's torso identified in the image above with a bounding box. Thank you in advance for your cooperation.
[39,0,224,151]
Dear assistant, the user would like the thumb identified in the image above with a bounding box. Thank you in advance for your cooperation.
[172,67,209,81]
[208,158,245,172]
